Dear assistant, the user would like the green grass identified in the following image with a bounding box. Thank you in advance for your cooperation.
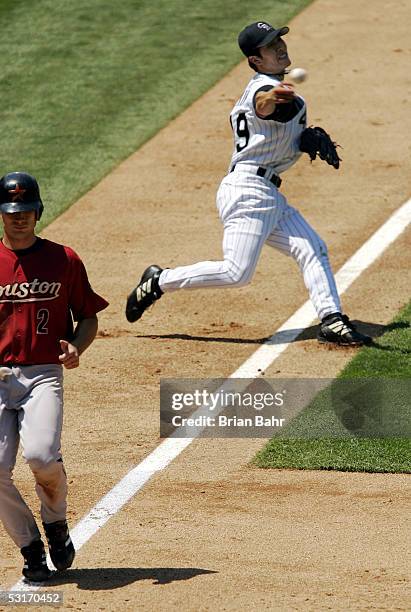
[254,301,411,473]
[0,0,311,229]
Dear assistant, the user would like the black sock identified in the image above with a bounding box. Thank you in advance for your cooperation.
[321,311,341,324]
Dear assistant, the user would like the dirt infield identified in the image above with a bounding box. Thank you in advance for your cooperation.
[1,0,410,609]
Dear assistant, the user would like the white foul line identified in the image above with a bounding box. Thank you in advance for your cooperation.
[10,197,411,591]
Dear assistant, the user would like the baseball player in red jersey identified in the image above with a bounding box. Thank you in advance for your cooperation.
[0,172,108,582]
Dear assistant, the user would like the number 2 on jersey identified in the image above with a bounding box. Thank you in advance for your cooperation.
[36,309,49,334]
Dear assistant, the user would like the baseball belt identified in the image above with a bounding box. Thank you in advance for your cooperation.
[230,164,282,188]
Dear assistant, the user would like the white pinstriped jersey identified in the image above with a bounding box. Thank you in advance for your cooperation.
[229,72,307,174]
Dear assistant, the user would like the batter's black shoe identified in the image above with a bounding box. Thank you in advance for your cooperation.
[21,539,52,582]
[43,520,75,571]
[126,265,163,322]
[318,313,372,346]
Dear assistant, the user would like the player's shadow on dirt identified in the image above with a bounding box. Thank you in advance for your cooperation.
[47,567,217,590]
[138,320,407,347]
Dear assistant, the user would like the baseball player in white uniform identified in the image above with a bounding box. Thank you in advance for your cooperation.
[126,21,371,346]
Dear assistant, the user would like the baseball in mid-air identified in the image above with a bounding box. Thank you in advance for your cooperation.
[287,67,308,83]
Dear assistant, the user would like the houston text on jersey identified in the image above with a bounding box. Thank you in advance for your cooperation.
[0,278,61,302]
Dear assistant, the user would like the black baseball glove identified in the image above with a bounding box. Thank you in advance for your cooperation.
[299,126,341,169]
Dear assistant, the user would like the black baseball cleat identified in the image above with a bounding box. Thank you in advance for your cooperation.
[318,313,372,346]
[126,265,163,323]
[21,539,52,582]
[43,520,75,571]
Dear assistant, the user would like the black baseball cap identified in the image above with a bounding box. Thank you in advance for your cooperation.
[238,21,289,57]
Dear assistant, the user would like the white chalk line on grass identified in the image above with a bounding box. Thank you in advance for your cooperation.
[9,197,411,591]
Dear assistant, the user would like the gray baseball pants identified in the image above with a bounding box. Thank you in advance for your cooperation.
[0,365,67,548]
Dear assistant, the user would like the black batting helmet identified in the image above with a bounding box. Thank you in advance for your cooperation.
[0,172,44,220]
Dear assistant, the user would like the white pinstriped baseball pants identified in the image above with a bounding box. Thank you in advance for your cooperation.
[159,168,341,320]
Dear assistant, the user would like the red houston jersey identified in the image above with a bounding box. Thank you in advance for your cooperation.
[0,238,108,364]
